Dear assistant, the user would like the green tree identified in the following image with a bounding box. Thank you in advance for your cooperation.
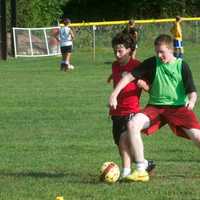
[10,0,67,27]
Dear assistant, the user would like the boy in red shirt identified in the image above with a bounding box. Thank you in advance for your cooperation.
[108,32,155,178]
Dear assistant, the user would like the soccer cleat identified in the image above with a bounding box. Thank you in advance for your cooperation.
[146,160,156,175]
[119,172,131,180]
[125,170,149,182]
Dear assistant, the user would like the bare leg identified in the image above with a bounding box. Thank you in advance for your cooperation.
[182,128,200,148]
[118,132,133,169]
[127,113,150,168]
[66,52,72,65]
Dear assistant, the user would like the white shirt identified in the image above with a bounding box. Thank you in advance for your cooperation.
[60,26,73,47]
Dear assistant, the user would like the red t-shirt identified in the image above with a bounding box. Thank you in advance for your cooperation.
[110,58,141,116]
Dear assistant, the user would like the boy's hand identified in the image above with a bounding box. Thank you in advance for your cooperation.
[185,100,195,110]
[109,94,118,109]
[137,79,150,92]
[186,92,197,110]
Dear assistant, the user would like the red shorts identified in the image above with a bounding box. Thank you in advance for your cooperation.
[142,105,200,139]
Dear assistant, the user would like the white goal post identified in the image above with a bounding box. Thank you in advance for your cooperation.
[13,27,61,57]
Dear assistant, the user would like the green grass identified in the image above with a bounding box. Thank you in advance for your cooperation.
[0,43,200,200]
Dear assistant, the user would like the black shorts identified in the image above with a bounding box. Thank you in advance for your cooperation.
[111,113,135,145]
[61,45,73,54]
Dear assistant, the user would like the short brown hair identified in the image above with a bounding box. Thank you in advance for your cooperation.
[154,34,173,49]
[63,18,71,25]
[112,32,136,51]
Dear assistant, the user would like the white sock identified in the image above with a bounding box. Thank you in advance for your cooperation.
[60,61,69,65]
[144,159,148,169]
[64,61,69,65]
[121,167,131,177]
[136,161,147,172]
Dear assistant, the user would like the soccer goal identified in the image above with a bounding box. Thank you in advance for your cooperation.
[13,27,61,57]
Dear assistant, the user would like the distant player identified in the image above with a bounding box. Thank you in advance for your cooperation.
[108,32,155,178]
[56,18,75,71]
[123,19,139,58]
[109,34,200,182]
[170,16,184,58]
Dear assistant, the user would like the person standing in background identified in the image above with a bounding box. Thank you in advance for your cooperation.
[56,18,75,71]
[123,19,139,59]
[170,16,184,58]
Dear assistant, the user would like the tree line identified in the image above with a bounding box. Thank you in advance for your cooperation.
[6,0,200,28]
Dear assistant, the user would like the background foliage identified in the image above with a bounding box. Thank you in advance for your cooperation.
[6,0,200,28]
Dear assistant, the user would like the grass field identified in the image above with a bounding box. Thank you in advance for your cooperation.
[0,42,200,200]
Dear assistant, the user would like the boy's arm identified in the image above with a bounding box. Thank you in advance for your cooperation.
[109,73,135,109]
[137,79,150,92]
[182,61,197,110]
[186,92,197,110]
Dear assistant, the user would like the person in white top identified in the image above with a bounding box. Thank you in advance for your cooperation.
[57,18,75,71]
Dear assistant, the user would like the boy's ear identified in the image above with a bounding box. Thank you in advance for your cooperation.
[128,47,132,53]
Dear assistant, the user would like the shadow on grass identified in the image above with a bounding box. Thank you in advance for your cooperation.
[0,171,101,184]
[155,174,200,179]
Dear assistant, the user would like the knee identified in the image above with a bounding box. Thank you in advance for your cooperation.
[187,129,200,143]
[127,120,142,133]
[193,132,200,143]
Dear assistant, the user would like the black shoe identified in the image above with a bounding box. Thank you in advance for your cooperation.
[146,160,156,174]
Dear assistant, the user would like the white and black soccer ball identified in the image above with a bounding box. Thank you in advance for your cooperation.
[100,161,120,183]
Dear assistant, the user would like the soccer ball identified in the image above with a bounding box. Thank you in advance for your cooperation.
[100,161,120,183]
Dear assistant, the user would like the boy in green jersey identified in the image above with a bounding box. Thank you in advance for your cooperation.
[109,34,200,182]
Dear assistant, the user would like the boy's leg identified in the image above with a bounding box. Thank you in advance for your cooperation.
[127,113,150,167]
[118,132,132,177]
[61,53,69,71]
[66,52,72,65]
[125,113,151,182]
[182,128,200,148]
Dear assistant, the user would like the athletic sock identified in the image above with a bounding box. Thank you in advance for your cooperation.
[136,161,147,172]
[64,61,69,65]
[121,167,131,177]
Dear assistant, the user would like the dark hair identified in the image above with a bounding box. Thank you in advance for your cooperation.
[154,34,173,49]
[112,32,136,51]
[128,19,135,26]
[175,16,181,22]
[62,18,71,25]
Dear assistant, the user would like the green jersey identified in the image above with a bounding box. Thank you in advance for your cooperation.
[149,57,187,105]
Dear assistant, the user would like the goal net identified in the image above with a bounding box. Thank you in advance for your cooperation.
[13,27,61,57]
